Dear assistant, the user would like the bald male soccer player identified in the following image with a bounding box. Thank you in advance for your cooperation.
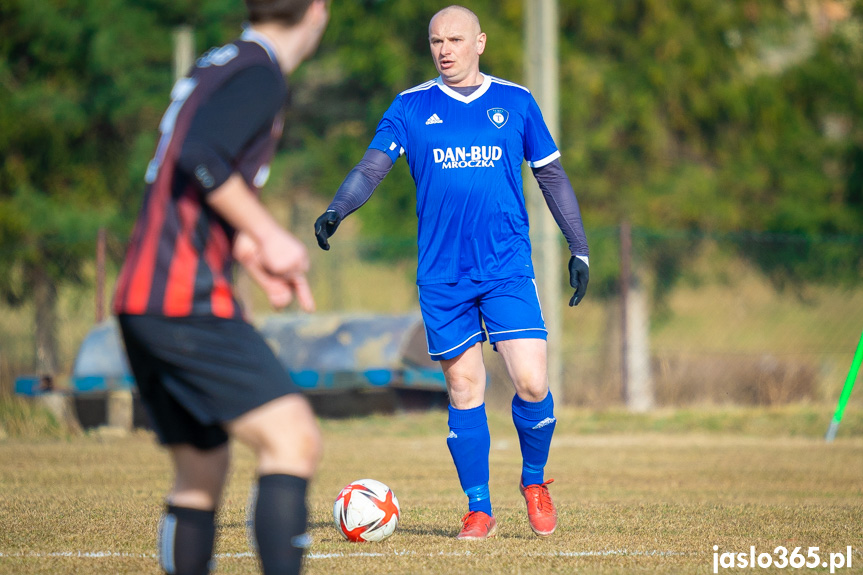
[114,1,330,573]
[315,5,589,540]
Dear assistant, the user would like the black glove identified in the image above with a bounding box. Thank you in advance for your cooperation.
[314,210,342,251]
[568,256,589,306]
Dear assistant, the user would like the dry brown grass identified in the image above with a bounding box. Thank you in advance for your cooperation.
[651,354,820,406]
[1,408,861,574]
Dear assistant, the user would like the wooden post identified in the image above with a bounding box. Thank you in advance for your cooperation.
[106,389,134,430]
[38,393,83,435]
[96,228,106,323]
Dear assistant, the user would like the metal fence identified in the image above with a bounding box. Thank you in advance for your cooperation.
[1,226,861,409]
[558,227,863,409]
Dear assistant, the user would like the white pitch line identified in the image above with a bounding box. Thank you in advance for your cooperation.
[0,549,684,560]
[0,552,156,558]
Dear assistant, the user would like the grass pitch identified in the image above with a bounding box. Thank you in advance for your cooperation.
[0,406,861,574]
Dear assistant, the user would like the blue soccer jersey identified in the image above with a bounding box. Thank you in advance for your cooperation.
[369,74,560,285]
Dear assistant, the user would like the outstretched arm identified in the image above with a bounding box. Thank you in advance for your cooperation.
[532,159,590,306]
[315,148,394,250]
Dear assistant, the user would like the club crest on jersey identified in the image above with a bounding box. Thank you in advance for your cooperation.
[487,108,509,129]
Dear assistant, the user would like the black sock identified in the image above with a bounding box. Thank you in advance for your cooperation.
[158,505,216,575]
[251,474,310,575]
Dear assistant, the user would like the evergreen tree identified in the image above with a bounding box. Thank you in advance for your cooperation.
[0,0,241,373]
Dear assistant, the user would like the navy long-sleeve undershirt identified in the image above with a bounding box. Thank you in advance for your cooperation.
[326,149,589,258]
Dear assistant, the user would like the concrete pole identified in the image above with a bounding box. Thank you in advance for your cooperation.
[620,222,654,412]
[626,282,654,412]
[620,222,631,404]
[524,0,563,400]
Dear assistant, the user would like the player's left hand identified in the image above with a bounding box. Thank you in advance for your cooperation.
[568,256,589,306]
[234,232,316,312]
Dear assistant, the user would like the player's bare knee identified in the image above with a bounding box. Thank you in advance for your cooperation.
[445,373,486,408]
[255,427,320,478]
[445,373,481,392]
[232,395,321,475]
[277,421,322,468]
[513,376,549,403]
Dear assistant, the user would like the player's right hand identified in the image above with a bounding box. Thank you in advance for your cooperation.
[235,231,316,312]
[314,210,342,250]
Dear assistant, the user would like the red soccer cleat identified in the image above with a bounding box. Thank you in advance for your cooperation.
[520,478,557,536]
[456,511,498,540]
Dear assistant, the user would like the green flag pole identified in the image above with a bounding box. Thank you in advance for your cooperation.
[826,329,863,442]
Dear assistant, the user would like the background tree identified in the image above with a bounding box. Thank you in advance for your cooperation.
[284,0,524,257]
[290,0,863,294]
[557,0,862,294]
[0,0,241,375]
[1,0,861,379]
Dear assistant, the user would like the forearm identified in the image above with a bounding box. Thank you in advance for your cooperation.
[209,174,312,298]
[531,160,589,257]
[328,149,394,218]
[206,174,283,244]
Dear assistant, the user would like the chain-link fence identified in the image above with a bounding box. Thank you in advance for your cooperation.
[1,227,861,409]
[557,228,863,409]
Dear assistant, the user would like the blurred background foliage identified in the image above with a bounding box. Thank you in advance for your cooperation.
[2,0,861,279]
[0,0,861,397]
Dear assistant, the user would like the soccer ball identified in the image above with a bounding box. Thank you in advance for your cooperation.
[333,479,400,542]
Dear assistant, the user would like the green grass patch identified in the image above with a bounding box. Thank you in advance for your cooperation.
[0,396,69,441]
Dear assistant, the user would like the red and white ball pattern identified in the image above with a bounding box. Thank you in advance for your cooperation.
[333,479,400,542]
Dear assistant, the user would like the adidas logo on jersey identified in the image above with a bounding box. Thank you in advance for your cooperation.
[425,113,443,125]
[447,431,458,439]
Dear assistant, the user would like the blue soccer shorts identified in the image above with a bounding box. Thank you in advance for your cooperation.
[418,275,547,361]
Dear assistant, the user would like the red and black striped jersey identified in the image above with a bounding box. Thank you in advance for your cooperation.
[114,29,286,319]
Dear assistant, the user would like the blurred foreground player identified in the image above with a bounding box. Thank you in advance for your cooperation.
[315,5,589,540]
[113,1,330,573]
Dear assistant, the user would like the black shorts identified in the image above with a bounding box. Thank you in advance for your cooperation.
[118,314,299,450]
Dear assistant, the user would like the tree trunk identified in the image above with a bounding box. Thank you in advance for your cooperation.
[29,264,59,377]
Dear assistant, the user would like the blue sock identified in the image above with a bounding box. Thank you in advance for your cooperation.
[512,392,557,487]
[446,404,492,516]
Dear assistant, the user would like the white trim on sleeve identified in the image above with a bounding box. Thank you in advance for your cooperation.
[528,150,561,169]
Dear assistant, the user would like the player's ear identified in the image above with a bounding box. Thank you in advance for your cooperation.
[476,32,487,55]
